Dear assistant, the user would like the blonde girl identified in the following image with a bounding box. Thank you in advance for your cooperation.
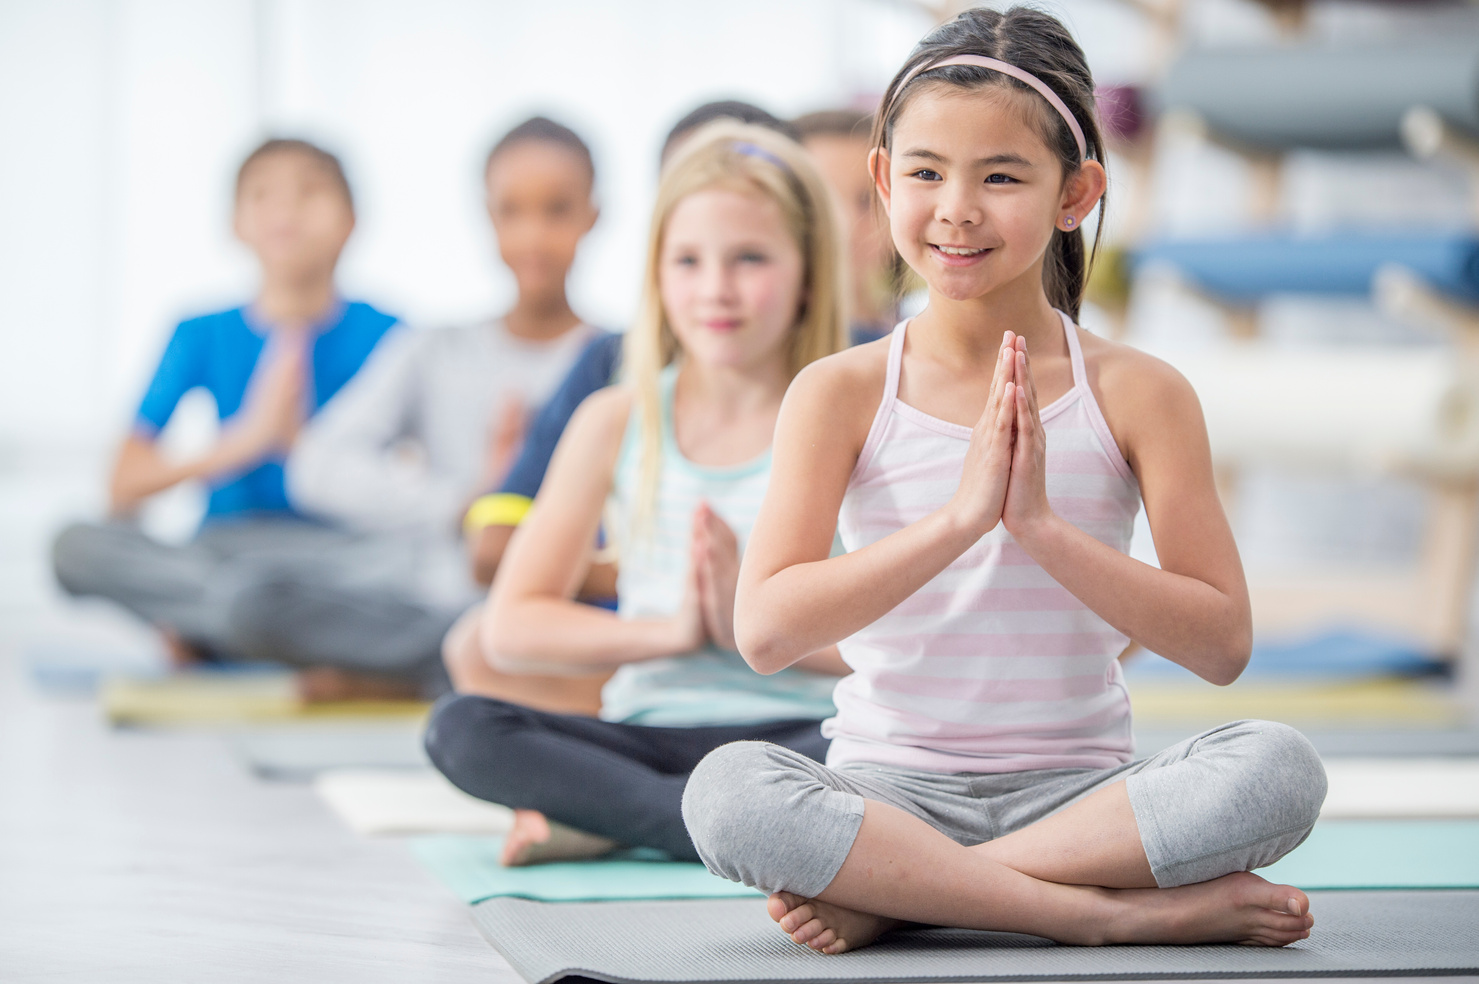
[425,122,851,866]
[683,7,1326,954]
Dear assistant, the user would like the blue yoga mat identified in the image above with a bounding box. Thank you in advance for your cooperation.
[1134,232,1479,303]
[1125,629,1444,682]
[1157,44,1479,150]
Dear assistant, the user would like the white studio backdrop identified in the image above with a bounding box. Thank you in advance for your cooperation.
[1,0,939,454]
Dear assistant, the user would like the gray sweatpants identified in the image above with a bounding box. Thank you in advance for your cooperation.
[682,719,1326,897]
[52,519,460,694]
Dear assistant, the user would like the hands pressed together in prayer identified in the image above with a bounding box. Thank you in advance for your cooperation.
[946,330,1054,542]
[673,501,742,653]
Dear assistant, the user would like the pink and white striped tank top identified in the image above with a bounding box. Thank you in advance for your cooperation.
[824,312,1141,774]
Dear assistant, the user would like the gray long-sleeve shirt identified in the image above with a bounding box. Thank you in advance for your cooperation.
[287,318,596,539]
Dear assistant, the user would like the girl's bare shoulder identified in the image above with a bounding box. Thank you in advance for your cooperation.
[1076,329,1205,461]
[1077,329,1198,416]
[786,334,887,449]
[565,384,635,449]
[786,334,887,414]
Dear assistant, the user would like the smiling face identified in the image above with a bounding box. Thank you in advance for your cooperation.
[657,185,805,374]
[486,140,598,304]
[876,85,1086,304]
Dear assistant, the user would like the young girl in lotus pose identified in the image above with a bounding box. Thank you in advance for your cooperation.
[425,122,852,866]
[682,7,1326,953]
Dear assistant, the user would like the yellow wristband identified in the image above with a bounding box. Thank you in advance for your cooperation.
[463,493,533,534]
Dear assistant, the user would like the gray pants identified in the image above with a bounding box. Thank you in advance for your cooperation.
[52,519,459,694]
[682,720,1326,897]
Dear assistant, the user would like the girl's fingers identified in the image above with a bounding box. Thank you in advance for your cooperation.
[982,333,1016,422]
[1029,349,1041,414]
[994,331,1016,395]
[1014,380,1038,455]
[996,381,1017,439]
[1013,338,1040,409]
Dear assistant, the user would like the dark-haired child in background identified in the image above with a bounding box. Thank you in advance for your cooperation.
[53,139,400,672]
[270,116,603,700]
[792,109,900,341]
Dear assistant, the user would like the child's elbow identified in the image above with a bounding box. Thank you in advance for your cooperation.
[1207,625,1253,686]
[478,604,524,670]
[734,622,789,676]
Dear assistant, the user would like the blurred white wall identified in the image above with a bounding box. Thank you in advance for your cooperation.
[0,0,936,455]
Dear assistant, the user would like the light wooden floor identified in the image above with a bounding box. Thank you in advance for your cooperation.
[0,641,514,982]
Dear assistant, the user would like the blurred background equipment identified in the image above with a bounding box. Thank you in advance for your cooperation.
[1077,0,1479,726]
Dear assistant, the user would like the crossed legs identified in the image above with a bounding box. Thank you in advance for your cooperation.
[683,721,1326,952]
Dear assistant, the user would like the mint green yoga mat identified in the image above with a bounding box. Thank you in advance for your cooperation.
[410,835,763,904]
[1262,820,1479,889]
[417,821,1478,906]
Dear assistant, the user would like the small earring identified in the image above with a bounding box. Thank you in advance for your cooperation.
[1063,215,1076,229]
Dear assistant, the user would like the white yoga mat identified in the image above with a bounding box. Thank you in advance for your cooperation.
[314,768,514,836]
[1149,345,1479,471]
[1321,758,1479,819]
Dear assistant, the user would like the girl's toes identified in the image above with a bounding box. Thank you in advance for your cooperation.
[779,904,815,933]
[807,928,837,951]
[791,917,826,944]
[766,893,799,923]
[822,936,850,955]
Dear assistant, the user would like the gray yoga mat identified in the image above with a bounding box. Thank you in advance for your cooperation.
[229,725,427,781]
[1156,44,1479,149]
[470,890,1479,984]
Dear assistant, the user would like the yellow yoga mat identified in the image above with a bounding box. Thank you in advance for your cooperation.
[101,672,429,727]
[1130,678,1461,728]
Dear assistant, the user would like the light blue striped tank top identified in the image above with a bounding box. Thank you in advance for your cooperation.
[599,365,839,726]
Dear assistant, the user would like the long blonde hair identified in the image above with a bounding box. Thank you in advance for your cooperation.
[623,120,848,528]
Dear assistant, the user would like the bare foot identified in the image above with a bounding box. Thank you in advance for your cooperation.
[500,809,618,866]
[295,667,421,703]
[160,628,205,669]
[1106,871,1314,947]
[768,891,903,954]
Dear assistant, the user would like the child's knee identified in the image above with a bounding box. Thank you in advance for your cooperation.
[1236,720,1327,830]
[51,522,104,594]
[422,693,524,785]
[682,741,781,851]
[682,741,860,897]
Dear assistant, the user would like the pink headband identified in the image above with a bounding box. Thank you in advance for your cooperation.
[897,54,1088,161]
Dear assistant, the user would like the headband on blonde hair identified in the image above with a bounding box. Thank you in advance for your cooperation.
[730,141,792,173]
[897,54,1087,161]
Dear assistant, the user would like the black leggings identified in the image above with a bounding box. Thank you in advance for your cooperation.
[423,695,829,862]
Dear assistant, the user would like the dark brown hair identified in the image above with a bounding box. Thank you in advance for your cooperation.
[661,100,798,164]
[485,115,595,187]
[792,109,873,142]
[236,138,353,211]
[871,7,1105,319]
